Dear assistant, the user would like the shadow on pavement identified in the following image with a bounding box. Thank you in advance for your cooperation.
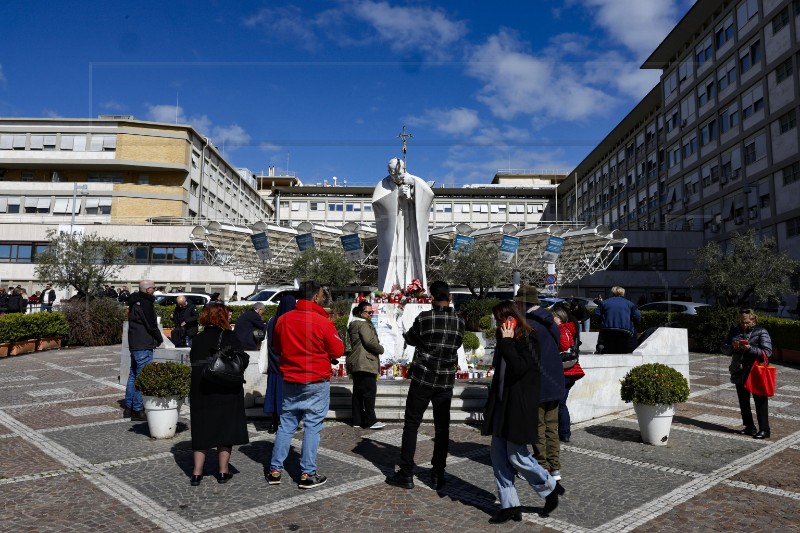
[584,424,642,443]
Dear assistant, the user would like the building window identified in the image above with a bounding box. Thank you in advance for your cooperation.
[717,59,737,91]
[779,110,797,134]
[739,40,762,74]
[700,120,718,146]
[744,133,766,166]
[736,0,758,29]
[776,57,793,84]
[741,84,764,119]
[697,77,716,107]
[721,104,740,133]
[664,71,678,95]
[0,244,34,263]
[682,136,697,158]
[24,197,51,214]
[696,36,713,66]
[787,216,800,238]
[678,57,692,81]
[669,145,681,168]
[30,135,44,150]
[665,108,679,132]
[716,15,734,48]
[772,6,790,33]
[151,246,189,264]
[328,203,343,212]
[783,161,800,185]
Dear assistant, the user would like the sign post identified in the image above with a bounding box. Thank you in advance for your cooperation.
[498,235,520,263]
[542,236,565,263]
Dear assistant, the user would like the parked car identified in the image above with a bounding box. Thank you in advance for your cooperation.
[153,292,211,307]
[228,286,296,307]
[559,296,599,312]
[638,301,709,315]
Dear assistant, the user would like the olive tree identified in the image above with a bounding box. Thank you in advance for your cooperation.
[289,247,355,289]
[35,230,128,296]
[439,242,509,297]
[687,230,798,307]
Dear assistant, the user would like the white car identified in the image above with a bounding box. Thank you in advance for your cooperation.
[228,287,296,307]
[638,301,709,315]
[154,292,211,306]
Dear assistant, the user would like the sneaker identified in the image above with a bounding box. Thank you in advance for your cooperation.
[298,472,327,489]
[549,469,561,481]
[267,470,282,485]
[369,422,386,430]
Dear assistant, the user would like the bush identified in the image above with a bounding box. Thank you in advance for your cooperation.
[329,299,353,318]
[62,298,125,346]
[154,304,277,330]
[334,315,350,346]
[478,314,496,340]
[690,306,739,353]
[759,316,800,351]
[30,312,70,339]
[459,297,499,331]
[463,331,480,351]
[620,363,690,406]
[0,313,37,342]
[134,361,191,397]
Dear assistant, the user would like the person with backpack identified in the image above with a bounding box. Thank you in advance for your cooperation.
[552,305,585,444]
[118,287,130,304]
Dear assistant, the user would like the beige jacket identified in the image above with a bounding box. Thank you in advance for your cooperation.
[346,317,384,375]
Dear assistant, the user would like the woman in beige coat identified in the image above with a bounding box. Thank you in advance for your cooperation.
[347,301,385,429]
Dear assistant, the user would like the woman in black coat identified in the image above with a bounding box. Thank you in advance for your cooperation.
[189,303,249,486]
[482,300,564,524]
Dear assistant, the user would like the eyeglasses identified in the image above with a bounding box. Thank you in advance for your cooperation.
[363,310,374,315]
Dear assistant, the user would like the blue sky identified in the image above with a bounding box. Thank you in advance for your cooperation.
[0,1,695,186]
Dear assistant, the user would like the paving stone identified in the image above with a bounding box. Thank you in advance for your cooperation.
[0,473,164,532]
[633,484,800,533]
[730,448,800,493]
[0,436,65,478]
[5,395,128,430]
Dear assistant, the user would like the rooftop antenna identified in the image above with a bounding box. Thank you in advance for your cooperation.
[397,125,413,166]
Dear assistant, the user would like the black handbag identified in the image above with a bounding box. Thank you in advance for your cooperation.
[171,326,187,347]
[203,331,246,384]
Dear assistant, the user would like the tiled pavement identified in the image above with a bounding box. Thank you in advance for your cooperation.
[1,348,799,532]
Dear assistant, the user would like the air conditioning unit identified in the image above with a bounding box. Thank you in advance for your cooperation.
[710,223,720,233]
[734,215,744,225]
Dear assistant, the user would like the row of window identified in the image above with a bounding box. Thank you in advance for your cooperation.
[0,197,113,215]
[285,201,546,214]
[0,243,209,265]
[0,134,116,152]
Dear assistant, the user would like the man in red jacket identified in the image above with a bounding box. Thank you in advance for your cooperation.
[267,280,344,489]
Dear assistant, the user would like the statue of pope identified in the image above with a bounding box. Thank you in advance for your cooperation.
[372,158,434,293]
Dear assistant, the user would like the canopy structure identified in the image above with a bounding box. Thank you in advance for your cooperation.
[190,219,626,289]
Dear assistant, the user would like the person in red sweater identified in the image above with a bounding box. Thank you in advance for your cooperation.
[552,306,585,445]
[267,280,344,489]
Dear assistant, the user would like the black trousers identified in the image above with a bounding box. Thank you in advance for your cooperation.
[399,380,453,476]
[599,329,634,354]
[351,371,378,428]
[735,383,769,431]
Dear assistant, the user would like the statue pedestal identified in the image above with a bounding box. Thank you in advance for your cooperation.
[349,302,467,371]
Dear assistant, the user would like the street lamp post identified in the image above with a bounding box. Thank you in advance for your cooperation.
[70,183,88,235]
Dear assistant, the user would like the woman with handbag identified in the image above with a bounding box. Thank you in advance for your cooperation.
[482,300,564,524]
[722,308,773,439]
[552,306,585,444]
[189,303,250,485]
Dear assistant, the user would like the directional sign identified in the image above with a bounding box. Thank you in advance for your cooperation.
[250,232,271,261]
[340,233,365,261]
[545,273,557,285]
[542,236,565,263]
[451,234,475,254]
[498,235,520,263]
[295,232,315,252]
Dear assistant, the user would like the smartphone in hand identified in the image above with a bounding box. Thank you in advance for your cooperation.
[505,317,517,329]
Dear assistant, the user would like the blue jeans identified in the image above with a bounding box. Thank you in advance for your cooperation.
[558,376,577,441]
[125,349,153,411]
[270,380,330,475]
[490,436,557,508]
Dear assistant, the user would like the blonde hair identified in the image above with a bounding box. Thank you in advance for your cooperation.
[551,306,569,324]
[739,308,758,324]
[611,286,625,297]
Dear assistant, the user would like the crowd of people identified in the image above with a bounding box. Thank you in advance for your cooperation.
[118,277,775,522]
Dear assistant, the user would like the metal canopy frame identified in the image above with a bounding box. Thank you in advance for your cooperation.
[190,219,626,288]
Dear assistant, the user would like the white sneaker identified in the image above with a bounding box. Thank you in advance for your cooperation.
[369,422,386,430]
[550,469,561,481]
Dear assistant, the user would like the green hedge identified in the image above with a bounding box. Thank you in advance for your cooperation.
[0,312,69,343]
[758,316,800,351]
[459,297,499,332]
[463,331,480,351]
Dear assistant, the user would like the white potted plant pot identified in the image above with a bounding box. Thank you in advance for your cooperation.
[633,403,675,446]
[142,395,183,439]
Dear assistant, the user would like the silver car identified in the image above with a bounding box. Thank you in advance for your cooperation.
[638,301,709,315]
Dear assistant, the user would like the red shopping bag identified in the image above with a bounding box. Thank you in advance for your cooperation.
[743,351,776,397]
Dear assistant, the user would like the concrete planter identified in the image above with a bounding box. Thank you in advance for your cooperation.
[0,342,9,358]
[35,337,62,352]
[633,403,675,446]
[775,348,800,365]
[9,339,37,356]
[142,395,182,439]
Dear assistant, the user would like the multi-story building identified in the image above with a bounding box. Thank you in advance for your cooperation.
[559,0,800,304]
[0,116,274,297]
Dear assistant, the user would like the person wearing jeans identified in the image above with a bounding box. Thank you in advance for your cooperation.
[386,281,465,491]
[124,280,162,421]
[267,280,344,489]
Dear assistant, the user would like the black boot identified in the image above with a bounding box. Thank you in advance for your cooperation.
[542,482,565,517]
[131,410,147,421]
[489,507,522,524]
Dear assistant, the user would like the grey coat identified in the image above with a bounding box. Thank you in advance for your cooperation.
[346,317,384,375]
[721,325,772,385]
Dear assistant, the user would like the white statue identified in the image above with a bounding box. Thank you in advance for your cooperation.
[372,158,434,293]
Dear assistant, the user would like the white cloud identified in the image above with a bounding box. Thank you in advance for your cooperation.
[42,109,62,118]
[242,5,321,48]
[466,30,618,123]
[100,100,127,112]
[145,104,250,150]
[407,107,481,136]
[580,0,684,61]
[350,1,467,60]
[438,144,571,186]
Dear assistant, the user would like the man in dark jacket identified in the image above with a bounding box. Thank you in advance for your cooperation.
[171,296,199,347]
[234,302,267,350]
[125,280,163,421]
[386,280,465,491]
[44,284,57,311]
[6,289,24,314]
[593,285,640,354]
[516,285,565,481]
